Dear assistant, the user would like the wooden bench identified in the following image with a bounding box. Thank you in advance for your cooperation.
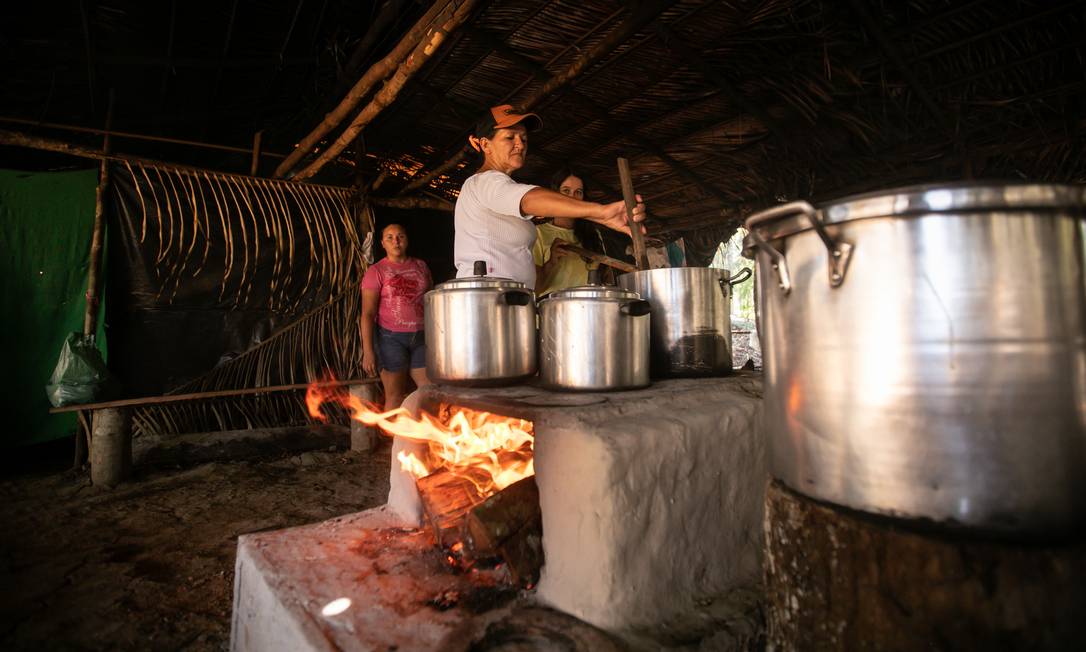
[50,379,381,487]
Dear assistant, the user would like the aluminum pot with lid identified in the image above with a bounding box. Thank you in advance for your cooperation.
[425,261,537,385]
[743,182,1086,534]
[617,267,752,377]
[539,274,651,391]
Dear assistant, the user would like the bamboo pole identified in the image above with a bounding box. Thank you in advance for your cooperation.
[0,128,352,193]
[49,378,378,414]
[274,0,454,179]
[293,0,477,181]
[0,116,289,159]
[397,148,469,196]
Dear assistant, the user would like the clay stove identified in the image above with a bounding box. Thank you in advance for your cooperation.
[231,374,767,651]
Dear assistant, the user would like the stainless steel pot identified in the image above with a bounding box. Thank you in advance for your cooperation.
[743,182,1086,534]
[617,267,752,377]
[424,261,537,385]
[539,283,651,391]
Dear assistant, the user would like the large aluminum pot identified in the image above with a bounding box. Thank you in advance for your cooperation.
[743,182,1086,534]
[424,262,536,385]
[539,283,651,391]
[618,267,752,377]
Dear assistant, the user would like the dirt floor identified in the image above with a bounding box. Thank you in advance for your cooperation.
[0,431,391,651]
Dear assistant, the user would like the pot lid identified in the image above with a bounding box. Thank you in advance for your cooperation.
[540,284,641,301]
[743,182,1086,249]
[433,275,525,291]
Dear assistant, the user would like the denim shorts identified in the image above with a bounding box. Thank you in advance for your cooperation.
[376,326,426,372]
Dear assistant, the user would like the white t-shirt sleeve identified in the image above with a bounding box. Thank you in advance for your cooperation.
[474,171,537,219]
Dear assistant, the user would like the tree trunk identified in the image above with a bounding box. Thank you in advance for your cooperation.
[764,480,1086,651]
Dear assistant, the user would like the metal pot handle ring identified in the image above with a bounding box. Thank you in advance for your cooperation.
[500,289,533,306]
[728,267,753,286]
[744,200,854,292]
[717,267,753,300]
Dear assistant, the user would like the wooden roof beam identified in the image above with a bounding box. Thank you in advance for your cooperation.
[275,0,454,178]
[331,0,411,100]
[369,0,560,136]
[292,0,479,180]
[396,0,674,196]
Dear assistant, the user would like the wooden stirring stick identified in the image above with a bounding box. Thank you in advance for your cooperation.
[617,157,649,270]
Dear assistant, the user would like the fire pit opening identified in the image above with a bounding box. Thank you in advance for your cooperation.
[307,385,545,586]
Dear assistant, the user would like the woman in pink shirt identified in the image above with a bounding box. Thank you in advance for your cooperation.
[360,224,433,410]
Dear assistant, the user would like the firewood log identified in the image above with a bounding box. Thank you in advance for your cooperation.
[416,470,485,548]
[463,476,540,556]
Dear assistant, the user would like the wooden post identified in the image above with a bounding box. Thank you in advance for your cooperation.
[90,407,131,486]
[349,383,381,451]
[83,89,114,336]
[764,480,1086,650]
[249,130,263,176]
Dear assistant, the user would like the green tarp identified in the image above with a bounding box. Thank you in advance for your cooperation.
[0,168,105,447]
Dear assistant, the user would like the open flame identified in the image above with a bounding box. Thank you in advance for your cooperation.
[306,383,534,497]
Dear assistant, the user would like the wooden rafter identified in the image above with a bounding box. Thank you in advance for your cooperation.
[275,0,454,178]
[418,20,741,206]
[291,0,480,180]
[331,0,412,100]
[396,0,674,196]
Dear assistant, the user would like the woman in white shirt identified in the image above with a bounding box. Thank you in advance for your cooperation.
[454,104,645,286]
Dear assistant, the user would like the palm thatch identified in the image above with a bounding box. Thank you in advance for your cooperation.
[4,1,1082,240]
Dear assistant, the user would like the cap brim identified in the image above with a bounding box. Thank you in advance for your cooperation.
[495,112,542,131]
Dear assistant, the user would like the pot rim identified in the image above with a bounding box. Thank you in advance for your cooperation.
[742,181,1086,254]
[431,275,526,291]
[539,285,641,302]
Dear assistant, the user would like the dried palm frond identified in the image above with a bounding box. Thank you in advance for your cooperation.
[111,162,367,310]
[131,390,355,438]
[169,280,366,395]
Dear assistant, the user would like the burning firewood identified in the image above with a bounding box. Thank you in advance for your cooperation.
[416,473,545,586]
[463,476,540,556]
[416,470,487,549]
[464,476,543,586]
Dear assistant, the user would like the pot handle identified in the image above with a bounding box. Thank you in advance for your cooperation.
[744,201,854,292]
[500,289,533,306]
[620,299,652,317]
[728,267,753,287]
[717,267,753,300]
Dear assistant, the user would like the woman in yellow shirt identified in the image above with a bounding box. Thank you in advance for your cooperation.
[532,167,599,295]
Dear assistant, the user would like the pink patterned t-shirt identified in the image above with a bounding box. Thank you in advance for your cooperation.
[361,257,432,332]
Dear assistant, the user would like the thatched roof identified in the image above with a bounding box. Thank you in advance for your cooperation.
[3,0,1084,240]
